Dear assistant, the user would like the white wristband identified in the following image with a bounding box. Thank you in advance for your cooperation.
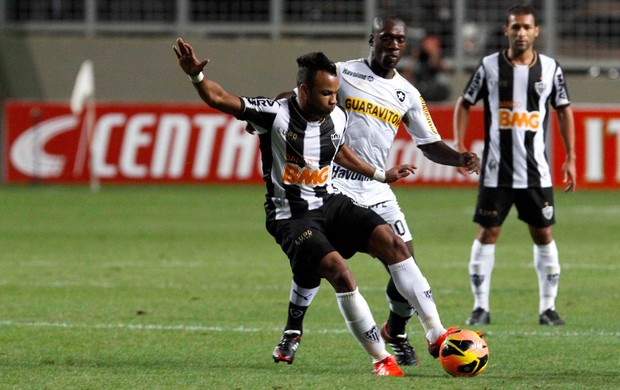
[372,168,386,183]
[189,72,204,83]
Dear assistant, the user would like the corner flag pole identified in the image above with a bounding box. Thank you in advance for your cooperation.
[70,60,99,191]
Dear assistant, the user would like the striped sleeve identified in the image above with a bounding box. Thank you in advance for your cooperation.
[551,63,570,108]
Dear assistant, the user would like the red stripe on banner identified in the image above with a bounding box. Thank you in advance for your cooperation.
[3,100,619,189]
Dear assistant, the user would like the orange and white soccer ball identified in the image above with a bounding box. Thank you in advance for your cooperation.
[439,329,489,377]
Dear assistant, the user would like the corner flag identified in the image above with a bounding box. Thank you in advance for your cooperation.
[70,60,95,115]
[70,60,99,191]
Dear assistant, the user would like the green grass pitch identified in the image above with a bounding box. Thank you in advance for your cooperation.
[0,184,618,389]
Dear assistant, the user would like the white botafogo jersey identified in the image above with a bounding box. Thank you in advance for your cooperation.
[333,59,442,205]
[462,50,570,188]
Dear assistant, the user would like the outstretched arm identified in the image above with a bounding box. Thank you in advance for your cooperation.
[418,140,480,174]
[556,105,577,192]
[334,144,416,183]
[173,37,242,117]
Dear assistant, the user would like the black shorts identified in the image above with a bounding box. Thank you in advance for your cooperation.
[473,187,556,228]
[266,193,386,275]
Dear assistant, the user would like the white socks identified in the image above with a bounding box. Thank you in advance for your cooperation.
[469,239,495,312]
[388,258,444,343]
[289,280,319,307]
[534,240,560,314]
[336,288,389,363]
[469,239,561,315]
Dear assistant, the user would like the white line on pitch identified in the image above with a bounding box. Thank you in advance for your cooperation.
[0,320,618,337]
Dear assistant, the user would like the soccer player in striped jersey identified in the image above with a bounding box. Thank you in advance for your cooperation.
[454,4,576,326]
[271,15,480,368]
[174,37,458,376]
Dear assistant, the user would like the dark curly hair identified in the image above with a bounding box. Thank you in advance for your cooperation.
[296,52,337,88]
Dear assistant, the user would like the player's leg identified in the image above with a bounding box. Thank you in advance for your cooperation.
[382,272,419,366]
[466,187,512,325]
[517,188,564,325]
[330,194,453,358]
[269,205,401,375]
[371,201,418,365]
[317,251,402,376]
[365,224,456,357]
[272,273,320,364]
[465,225,500,325]
[284,273,320,335]
[530,226,563,325]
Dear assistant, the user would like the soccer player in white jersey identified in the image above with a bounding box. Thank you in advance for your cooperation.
[272,16,480,367]
[454,4,576,326]
[174,38,464,376]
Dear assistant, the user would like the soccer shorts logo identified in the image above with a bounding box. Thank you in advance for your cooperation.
[542,204,554,220]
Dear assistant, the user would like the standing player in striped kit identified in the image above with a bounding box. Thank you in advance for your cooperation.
[454,4,576,326]
[174,37,459,376]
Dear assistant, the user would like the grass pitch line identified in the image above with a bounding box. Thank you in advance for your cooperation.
[1,320,618,337]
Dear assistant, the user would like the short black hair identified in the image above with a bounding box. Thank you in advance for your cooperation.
[371,15,407,34]
[506,3,537,25]
[296,52,337,87]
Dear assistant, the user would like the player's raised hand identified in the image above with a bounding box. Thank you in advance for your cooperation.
[173,37,209,77]
[385,164,417,183]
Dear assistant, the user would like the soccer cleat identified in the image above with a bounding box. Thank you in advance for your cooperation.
[465,307,491,325]
[427,326,459,359]
[272,330,301,364]
[373,355,404,376]
[380,322,420,366]
[539,309,565,325]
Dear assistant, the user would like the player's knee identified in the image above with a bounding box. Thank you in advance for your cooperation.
[477,226,500,243]
[368,225,409,263]
[317,253,356,292]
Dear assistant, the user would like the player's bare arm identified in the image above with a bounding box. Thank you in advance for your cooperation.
[173,37,242,117]
[334,144,416,183]
[556,105,577,192]
[453,96,475,176]
[418,141,480,175]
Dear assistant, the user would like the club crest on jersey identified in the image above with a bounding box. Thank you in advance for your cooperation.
[535,81,547,95]
[331,131,341,148]
[396,90,406,102]
[542,204,554,220]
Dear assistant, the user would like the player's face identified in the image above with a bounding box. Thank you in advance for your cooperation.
[304,71,339,119]
[504,13,540,55]
[370,21,407,71]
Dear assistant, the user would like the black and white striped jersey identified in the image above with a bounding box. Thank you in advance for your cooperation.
[463,50,570,189]
[237,96,348,221]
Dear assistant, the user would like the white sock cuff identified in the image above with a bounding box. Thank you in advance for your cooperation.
[387,257,416,273]
[473,239,495,255]
[290,280,320,307]
[535,240,558,256]
[335,287,359,301]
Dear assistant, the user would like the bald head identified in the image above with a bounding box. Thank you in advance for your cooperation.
[371,15,407,34]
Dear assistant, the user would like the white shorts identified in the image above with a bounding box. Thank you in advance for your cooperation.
[367,198,413,243]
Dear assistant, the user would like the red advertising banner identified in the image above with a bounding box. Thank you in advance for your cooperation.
[3,100,619,189]
[555,107,620,190]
